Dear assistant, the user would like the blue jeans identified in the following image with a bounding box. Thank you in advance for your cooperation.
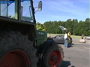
[64,39,68,47]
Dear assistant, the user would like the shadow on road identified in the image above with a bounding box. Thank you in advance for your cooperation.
[61,61,75,67]
[61,61,71,67]
[71,43,74,45]
[68,44,73,48]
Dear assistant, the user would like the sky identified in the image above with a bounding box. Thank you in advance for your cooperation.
[34,0,89,24]
[0,0,89,24]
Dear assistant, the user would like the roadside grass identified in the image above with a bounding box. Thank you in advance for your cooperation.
[48,34,87,39]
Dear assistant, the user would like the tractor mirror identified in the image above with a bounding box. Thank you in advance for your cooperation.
[38,1,42,11]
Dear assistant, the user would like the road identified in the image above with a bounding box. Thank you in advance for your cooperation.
[60,38,90,67]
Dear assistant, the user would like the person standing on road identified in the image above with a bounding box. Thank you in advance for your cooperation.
[81,34,84,39]
[68,31,71,36]
[64,32,68,48]
[68,31,72,47]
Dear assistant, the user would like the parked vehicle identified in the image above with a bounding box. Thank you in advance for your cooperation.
[53,35,64,44]
[86,36,90,40]
[53,35,72,44]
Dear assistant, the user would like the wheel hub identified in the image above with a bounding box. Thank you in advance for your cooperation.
[0,50,30,67]
[49,50,62,67]
[51,56,57,61]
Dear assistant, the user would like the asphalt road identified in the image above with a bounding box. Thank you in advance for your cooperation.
[60,38,90,67]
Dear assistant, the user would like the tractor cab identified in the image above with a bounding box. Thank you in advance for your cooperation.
[0,0,42,24]
[0,0,42,39]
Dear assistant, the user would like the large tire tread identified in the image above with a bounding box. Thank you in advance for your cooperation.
[0,30,38,67]
[42,41,64,67]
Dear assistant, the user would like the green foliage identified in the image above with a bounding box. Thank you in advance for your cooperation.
[43,18,90,36]
[36,22,46,31]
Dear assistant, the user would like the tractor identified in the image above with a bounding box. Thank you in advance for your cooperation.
[0,0,64,67]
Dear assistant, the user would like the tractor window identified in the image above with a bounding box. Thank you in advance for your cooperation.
[0,0,34,22]
[0,0,8,17]
[0,0,15,18]
[21,0,34,22]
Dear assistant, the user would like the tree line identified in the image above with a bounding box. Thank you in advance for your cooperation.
[42,18,90,36]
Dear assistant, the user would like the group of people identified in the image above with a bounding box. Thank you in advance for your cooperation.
[64,31,72,48]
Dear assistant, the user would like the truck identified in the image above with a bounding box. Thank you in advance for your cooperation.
[0,0,64,67]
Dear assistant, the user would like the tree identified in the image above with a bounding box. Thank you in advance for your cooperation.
[85,18,90,22]
[43,18,90,36]
[36,22,46,31]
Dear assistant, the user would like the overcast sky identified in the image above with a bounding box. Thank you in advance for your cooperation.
[34,0,89,23]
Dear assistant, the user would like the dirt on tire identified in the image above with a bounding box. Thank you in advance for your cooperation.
[0,30,38,67]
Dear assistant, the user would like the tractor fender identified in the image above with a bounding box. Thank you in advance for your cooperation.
[37,40,55,56]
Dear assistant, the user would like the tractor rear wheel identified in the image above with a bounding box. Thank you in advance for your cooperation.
[0,31,37,67]
[42,42,64,67]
